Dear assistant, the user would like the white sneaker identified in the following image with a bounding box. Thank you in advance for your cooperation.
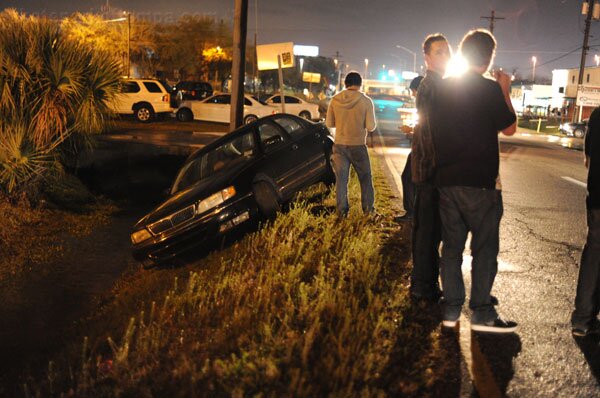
[471,317,517,333]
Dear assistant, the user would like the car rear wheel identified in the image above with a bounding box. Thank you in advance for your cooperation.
[253,181,280,218]
[134,104,154,123]
[574,128,585,138]
[177,108,193,122]
[300,111,312,120]
[244,115,258,125]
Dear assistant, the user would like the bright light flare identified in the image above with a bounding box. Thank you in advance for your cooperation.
[445,54,469,78]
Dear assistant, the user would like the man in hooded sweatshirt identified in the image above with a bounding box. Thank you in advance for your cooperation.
[326,71,377,216]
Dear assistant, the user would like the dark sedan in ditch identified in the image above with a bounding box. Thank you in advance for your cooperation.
[131,114,335,265]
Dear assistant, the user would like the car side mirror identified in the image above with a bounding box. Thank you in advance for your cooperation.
[264,135,283,147]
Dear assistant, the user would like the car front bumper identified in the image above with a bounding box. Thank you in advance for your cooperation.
[132,194,258,263]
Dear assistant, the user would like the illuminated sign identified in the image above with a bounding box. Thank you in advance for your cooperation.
[293,45,319,57]
[302,72,321,83]
[257,42,295,71]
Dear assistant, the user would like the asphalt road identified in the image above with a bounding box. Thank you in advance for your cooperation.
[375,115,598,397]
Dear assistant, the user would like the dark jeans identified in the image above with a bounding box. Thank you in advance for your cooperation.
[438,186,503,323]
[332,144,375,215]
[410,182,442,298]
[572,209,600,329]
[401,153,415,216]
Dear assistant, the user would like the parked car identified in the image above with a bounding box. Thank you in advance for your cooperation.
[130,114,335,265]
[109,79,173,122]
[176,94,278,124]
[173,81,213,103]
[560,120,587,138]
[264,94,320,120]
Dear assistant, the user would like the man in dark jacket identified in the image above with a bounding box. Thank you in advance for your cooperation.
[433,29,517,333]
[572,106,600,337]
[409,34,451,301]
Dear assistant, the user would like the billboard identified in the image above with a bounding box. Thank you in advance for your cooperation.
[256,42,295,71]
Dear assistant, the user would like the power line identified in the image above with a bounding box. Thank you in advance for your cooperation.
[481,10,504,34]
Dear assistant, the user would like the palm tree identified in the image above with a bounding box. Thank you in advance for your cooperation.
[0,9,121,198]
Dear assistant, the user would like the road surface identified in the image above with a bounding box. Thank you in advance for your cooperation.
[375,115,598,397]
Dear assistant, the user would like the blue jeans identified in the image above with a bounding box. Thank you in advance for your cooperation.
[572,209,600,330]
[332,144,375,215]
[438,186,503,324]
[401,153,415,216]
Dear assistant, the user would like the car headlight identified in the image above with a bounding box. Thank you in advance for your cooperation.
[196,186,236,215]
[131,228,152,244]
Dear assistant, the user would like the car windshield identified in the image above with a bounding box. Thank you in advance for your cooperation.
[171,131,256,193]
[252,95,268,106]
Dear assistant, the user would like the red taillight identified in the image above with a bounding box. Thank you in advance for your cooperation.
[191,90,196,97]
[162,94,170,102]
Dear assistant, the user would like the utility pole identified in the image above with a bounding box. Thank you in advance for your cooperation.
[481,10,504,34]
[334,51,343,92]
[230,0,249,130]
[127,12,131,78]
[575,0,596,122]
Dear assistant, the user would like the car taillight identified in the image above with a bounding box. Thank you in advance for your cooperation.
[162,94,170,102]
[191,90,196,97]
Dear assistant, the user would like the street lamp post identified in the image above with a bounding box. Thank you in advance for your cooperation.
[595,54,600,66]
[396,44,417,73]
[532,56,537,83]
[364,58,369,79]
[126,12,131,78]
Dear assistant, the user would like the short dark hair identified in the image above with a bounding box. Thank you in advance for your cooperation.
[344,71,362,88]
[409,76,424,92]
[423,34,448,55]
[460,29,497,68]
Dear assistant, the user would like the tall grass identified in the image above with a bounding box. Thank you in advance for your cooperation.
[29,157,450,397]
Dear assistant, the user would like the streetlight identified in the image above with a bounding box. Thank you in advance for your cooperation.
[396,44,417,73]
[364,58,369,78]
[532,56,537,83]
[595,54,600,67]
[299,57,304,73]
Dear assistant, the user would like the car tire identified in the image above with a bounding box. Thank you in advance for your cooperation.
[134,104,154,123]
[253,181,280,219]
[177,108,193,122]
[574,128,585,138]
[244,115,258,125]
[300,111,312,120]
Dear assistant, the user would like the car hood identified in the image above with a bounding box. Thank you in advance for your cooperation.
[134,163,247,230]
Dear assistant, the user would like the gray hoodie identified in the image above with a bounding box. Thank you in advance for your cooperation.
[326,89,377,145]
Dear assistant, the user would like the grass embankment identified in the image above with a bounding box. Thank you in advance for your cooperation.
[32,154,457,397]
[517,118,561,135]
[0,174,115,280]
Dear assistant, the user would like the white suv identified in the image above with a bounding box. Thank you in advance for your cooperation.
[110,79,173,122]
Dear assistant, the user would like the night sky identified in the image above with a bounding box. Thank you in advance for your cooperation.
[4,0,597,79]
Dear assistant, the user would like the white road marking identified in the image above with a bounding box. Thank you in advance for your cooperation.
[562,176,587,188]
[375,129,404,194]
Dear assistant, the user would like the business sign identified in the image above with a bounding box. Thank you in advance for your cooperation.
[576,85,600,107]
[293,45,319,57]
[302,72,321,83]
[256,42,295,71]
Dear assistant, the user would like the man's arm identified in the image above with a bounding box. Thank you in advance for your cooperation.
[325,102,335,128]
[494,70,517,136]
[366,98,377,132]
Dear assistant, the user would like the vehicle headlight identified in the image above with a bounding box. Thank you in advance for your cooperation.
[196,186,236,215]
[131,228,152,244]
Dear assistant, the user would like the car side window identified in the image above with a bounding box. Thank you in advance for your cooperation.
[258,121,287,151]
[285,96,301,104]
[121,81,140,93]
[273,116,303,136]
[270,96,281,104]
[214,95,230,104]
[244,98,252,106]
[143,82,163,93]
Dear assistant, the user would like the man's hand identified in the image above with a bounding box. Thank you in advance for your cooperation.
[493,70,512,95]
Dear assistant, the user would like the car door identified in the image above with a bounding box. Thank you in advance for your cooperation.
[272,115,327,191]
[113,81,141,114]
[255,119,308,199]
[284,95,302,116]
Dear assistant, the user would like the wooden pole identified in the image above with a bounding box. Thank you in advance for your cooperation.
[230,0,249,130]
[277,54,286,114]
